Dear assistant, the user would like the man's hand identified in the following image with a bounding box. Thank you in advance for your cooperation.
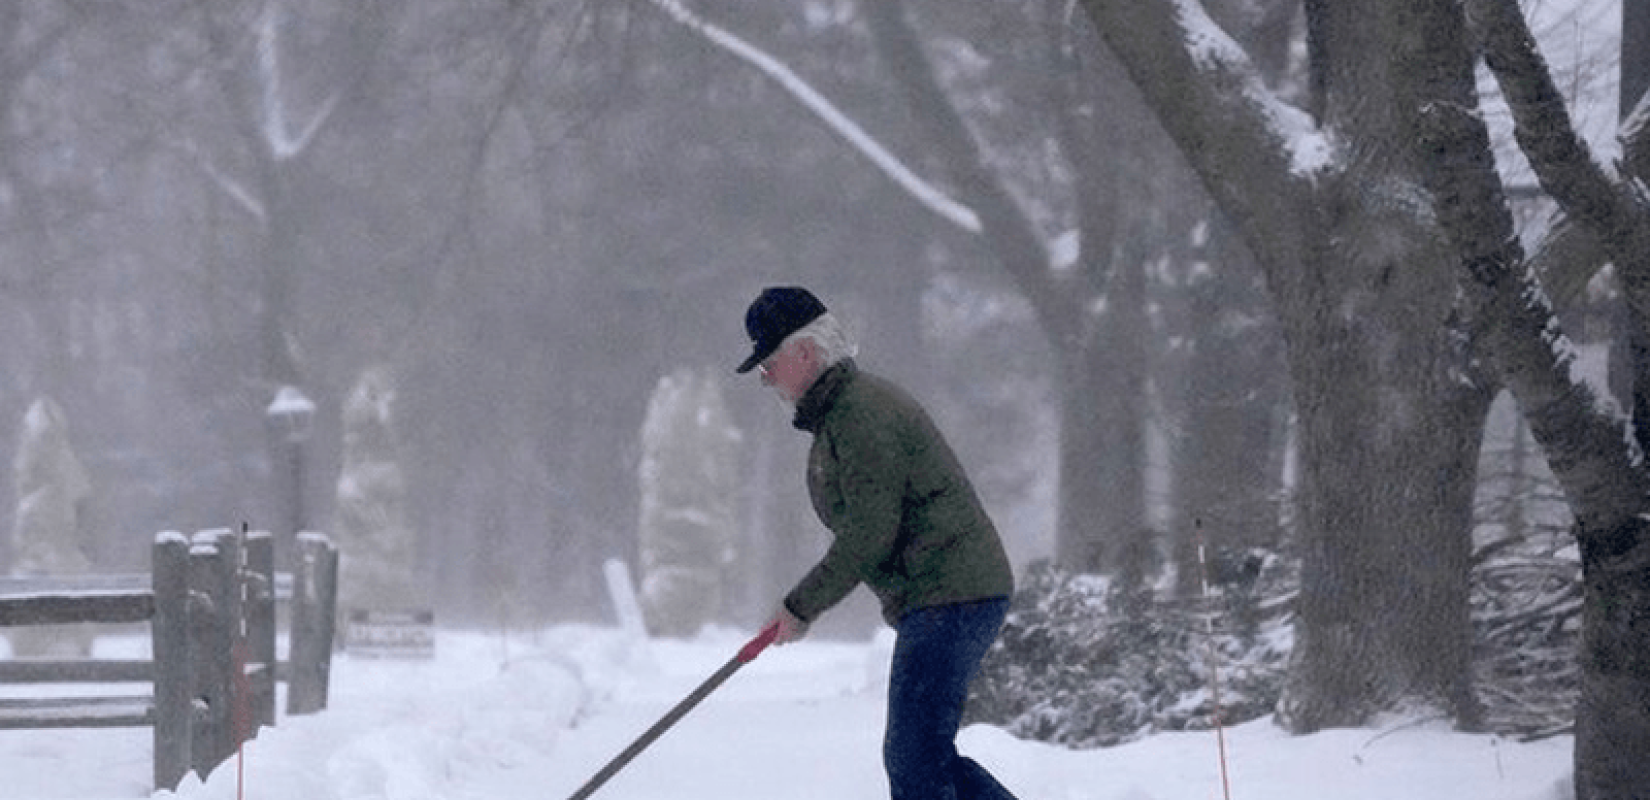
[767,605,810,646]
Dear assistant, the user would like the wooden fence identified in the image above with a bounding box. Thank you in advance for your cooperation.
[0,528,339,791]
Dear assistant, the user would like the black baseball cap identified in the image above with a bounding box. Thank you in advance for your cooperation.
[736,286,827,373]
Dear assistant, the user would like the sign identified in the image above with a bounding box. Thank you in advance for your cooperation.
[345,609,435,659]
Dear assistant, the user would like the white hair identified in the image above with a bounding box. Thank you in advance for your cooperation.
[786,312,858,367]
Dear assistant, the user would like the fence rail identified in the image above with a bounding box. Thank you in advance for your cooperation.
[0,529,339,791]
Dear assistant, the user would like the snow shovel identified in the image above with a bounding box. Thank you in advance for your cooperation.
[565,622,781,800]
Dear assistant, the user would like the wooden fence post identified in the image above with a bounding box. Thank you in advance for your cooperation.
[286,533,337,715]
[152,532,192,791]
[319,537,338,696]
[187,529,240,777]
[244,530,277,729]
[4,527,331,791]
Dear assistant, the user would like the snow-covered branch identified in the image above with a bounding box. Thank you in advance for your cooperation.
[642,0,981,233]
[1077,0,1325,290]
[168,135,266,222]
[1468,0,1623,233]
[1470,0,1650,332]
[257,2,340,161]
[1169,0,1331,178]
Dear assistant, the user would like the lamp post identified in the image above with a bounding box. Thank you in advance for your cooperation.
[266,386,316,543]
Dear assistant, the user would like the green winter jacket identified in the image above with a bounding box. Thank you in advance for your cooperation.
[783,359,1014,626]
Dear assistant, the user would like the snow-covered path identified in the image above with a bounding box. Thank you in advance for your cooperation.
[1,626,1575,800]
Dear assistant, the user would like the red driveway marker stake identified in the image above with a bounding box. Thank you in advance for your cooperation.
[566,622,781,800]
[1196,521,1234,800]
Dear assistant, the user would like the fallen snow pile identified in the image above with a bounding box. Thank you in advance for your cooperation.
[159,630,597,799]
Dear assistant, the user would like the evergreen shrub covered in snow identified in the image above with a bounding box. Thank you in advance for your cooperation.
[966,558,1292,749]
[6,397,95,658]
[636,368,742,637]
[335,368,419,613]
[968,538,1583,748]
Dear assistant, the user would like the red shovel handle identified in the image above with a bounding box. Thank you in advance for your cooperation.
[738,621,781,663]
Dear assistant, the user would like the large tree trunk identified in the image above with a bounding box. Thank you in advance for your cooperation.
[1054,349,1109,570]
[1092,235,1150,579]
[1574,538,1650,799]
[1281,330,1487,728]
[1049,275,1148,578]
[1593,7,1650,795]
[1078,0,1485,729]
[1423,92,1650,794]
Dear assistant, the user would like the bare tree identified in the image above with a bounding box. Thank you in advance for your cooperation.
[638,0,1487,732]
[0,4,108,405]
[172,0,385,390]
[1415,0,1650,795]
[1076,0,1489,730]
[641,0,1169,578]
[1076,0,1645,793]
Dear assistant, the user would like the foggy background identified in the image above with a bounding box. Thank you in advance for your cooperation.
[0,0,1600,632]
[0,1,1079,632]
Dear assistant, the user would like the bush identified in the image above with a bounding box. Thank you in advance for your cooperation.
[967,537,1583,748]
[1469,537,1579,737]
[965,559,1292,749]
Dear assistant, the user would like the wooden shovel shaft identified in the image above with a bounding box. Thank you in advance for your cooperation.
[566,623,780,800]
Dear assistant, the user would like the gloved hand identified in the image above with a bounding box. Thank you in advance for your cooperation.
[767,604,810,646]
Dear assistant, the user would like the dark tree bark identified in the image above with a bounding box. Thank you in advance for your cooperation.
[1076,0,1484,730]
[1624,0,1650,120]
[1423,1,1650,796]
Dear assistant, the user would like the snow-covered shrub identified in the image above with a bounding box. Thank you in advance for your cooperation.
[966,559,1292,749]
[636,368,742,638]
[969,538,1584,748]
[7,397,95,658]
[335,367,419,612]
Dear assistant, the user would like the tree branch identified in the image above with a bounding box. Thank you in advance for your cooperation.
[1076,0,1325,294]
[1469,0,1619,224]
[256,2,341,160]
[1622,88,1650,181]
[1529,211,1611,310]
[1470,0,1650,311]
[175,135,267,221]
[860,0,1089,333]
[641,0,980,234]
[1414,77,1649,540]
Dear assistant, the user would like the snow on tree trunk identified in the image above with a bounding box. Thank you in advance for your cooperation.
[6,397,93,657]
[334,367,418,613]
[636,368,741,638]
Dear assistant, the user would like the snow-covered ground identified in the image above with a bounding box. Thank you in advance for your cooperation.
[1,625,1574,800]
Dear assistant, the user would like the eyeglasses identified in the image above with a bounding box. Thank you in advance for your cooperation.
[757,343,789,377]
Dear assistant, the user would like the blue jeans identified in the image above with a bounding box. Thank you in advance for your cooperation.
[885,597,1018,800]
